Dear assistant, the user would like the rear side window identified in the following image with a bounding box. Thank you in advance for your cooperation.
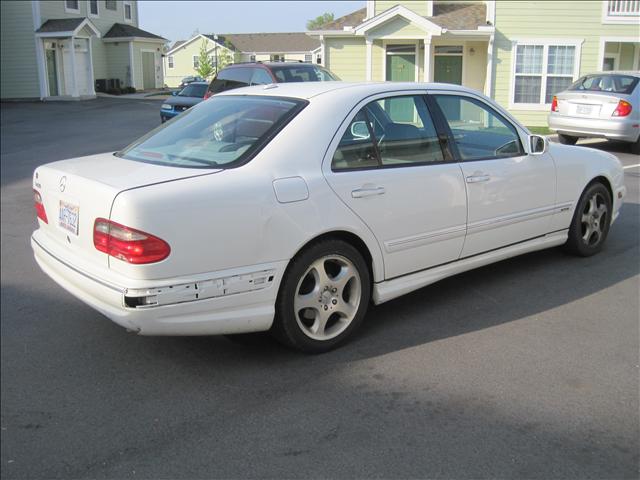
[208,68,252,94]
[118,96,307,169]
[250,68,273,85]
[271,65,338,82]
[569,75,638,94]
[332,95,444,171]
[434,95,523,161]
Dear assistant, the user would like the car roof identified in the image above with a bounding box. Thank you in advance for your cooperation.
[186,81,209,86]
[218,81,473,101]
[225,62,325,69]
[585,71,640,77]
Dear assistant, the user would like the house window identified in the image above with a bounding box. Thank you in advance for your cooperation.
[168,56,174,69]
[123,0,133,21]
[88,0,99,16]
[193,55,199,69]
[105,0,116,11]
[304,54,312,62]
[271,54,283,62]
[513,41,579,106]
[65,0,80,13]
[250,55,256,62]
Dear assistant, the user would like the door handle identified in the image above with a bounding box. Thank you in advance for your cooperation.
[466,174,491,184]
[351,186,386,198]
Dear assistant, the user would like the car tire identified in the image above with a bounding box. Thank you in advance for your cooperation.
[564,182,612,257]
[272,239,371,354]
[558,134,579,145]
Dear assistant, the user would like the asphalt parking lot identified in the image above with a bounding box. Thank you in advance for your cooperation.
[1,98,639,479]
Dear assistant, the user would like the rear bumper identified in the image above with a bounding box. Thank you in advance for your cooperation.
[548,113,639,142]
[32,232,286,336]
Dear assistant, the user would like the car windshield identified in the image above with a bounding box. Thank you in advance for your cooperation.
[118,96,306,169]
[179,83,208,97]
[271,65,339,82]
[569,75,639,94]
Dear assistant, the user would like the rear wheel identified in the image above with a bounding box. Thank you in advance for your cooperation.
[558,134,579,145]
[272,239,370,353]
[564,182,612,257]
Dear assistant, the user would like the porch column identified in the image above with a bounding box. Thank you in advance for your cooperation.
[423,36,431,82]
[320,35,325,67]
[88,37,96,95]
[69,36,79,97]
[484,33,495,97]
[365,37,373,81]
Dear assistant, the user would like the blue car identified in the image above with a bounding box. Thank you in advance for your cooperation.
[160,82,209,123]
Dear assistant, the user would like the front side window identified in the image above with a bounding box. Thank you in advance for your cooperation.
[332,95,443,171]
[118,96,306,169]
[513,43,576,104]
[434,95,523,161]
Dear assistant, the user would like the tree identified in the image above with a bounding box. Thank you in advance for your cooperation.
[195,39,214,79]
[213,41,234,74]
[306,12,334,30]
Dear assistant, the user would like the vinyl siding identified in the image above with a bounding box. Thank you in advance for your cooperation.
[375,0,429,16]
[105,42,132,87]
[1,1,39,98]
[39,0,139,31]
[493,0,640,126]
[325,38,366,81]
[369,17,429,37]
[164,37,218,87]
[372,40,384,80]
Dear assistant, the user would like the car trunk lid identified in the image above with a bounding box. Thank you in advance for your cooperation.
[556,91,625,119]
[33,152,220,267]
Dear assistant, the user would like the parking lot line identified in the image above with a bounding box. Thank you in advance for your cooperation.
[623,164,640,170]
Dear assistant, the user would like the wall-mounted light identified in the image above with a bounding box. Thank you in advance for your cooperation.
[469,47,476,56]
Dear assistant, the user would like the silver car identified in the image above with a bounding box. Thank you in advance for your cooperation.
[548,71,639,154]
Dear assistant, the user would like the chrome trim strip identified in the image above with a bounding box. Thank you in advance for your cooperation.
[32,235,124,293]
[468,203,573,234]
[385,224,467,253]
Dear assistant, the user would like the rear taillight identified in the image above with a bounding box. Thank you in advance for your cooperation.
[612,100,632,117]
[34,189,48,224]
[93,218,170,264]
[551,96,558,112]
[203,90,213,100]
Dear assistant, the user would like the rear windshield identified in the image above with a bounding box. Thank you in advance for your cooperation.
[179,83,208,97]
[118,96,307,169]
[271,65,338,82]
[569,75,639,94]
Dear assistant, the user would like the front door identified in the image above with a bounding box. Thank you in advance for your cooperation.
[45,48,59,96]
[142,51,156,90]
[434,56,463,85]
[385,46,417,122]
[431,93,556,258]
[324,93,467,279]
[61,39,91,96]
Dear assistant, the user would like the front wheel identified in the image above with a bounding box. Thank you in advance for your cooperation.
[564,182,612,257]
[558,134,579,145]
[272,239,371,353]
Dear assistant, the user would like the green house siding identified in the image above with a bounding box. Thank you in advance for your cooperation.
[494,0,640,126]
[165,37,218,87]
[369,17,428,37]
[1,1,40,99]
[105,42,132,87]
[325,38,367,81]
[375,0,429,16]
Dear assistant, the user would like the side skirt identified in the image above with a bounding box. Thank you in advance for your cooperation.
[372,230,568,305]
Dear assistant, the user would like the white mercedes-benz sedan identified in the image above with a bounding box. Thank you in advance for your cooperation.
[32,82,626,353]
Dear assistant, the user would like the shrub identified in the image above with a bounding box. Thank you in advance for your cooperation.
[124,87,136,94]
[106,87,121,95]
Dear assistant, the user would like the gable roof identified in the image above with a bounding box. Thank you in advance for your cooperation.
[209,33,320,53]
[171,40,186,50]
[104,23,166,40]
[314,3,487,32]
[36,18,85,33]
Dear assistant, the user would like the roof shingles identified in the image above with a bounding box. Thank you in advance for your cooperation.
[104,23,165,40]
[205,32,319,53]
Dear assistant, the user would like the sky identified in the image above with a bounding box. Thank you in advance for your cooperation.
[138,1,365,44]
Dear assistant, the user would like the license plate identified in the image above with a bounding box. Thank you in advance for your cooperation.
[576,104,592,115]
[59,201,79,235]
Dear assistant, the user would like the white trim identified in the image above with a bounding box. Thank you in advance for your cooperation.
[485,32,495,97]
[354,5,443,36]
[64,0,80,14]
[123,0,133,23]
[35,18,101,39]
[601,0,640,24]
[87,36,95,95]
[102,36,165,43]
[129,41,136,88]
[426,1,433,17]
[69,36,79,97]
[32,1,47,99]
[508,38,583,111]
[486,0,496,25]
[365,37,372,81]
[87,0,99,18]
[320,35,325,67]
[366,0,374,20]
[597,36,640,72]
[634,44,640,70]
[415,39,419,81]
[423,36,431,82]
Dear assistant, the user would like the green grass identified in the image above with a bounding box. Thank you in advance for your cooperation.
[526,126,554,135]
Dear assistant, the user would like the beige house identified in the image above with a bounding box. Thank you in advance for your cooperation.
[310,0,640,125]
[164,33,321,87]
[0,0,167,100]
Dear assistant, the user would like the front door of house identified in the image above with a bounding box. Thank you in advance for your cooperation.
[45,48,59,96]
[386,46,416,122]
[434,56,463,85]
[142,51,156,90]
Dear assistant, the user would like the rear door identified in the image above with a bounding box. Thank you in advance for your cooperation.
[323,93,467,279]
[430,92,557,258]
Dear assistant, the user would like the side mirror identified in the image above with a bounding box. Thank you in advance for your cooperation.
[171,91,178,96]
[529,134,547,155]
[350,121,370,139]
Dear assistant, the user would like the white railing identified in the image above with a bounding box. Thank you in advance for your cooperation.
[607,0,640,16]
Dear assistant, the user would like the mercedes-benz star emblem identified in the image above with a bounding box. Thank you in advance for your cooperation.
[59,176,67,192]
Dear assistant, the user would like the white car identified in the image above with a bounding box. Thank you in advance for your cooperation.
[32,82,626,353]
